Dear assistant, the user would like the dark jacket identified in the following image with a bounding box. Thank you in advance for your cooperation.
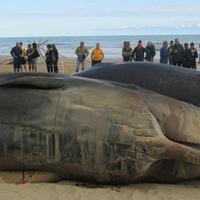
[190,48,198,69]
[172,44,184,63]
[52,49,59,63]
[132,46,148,61]
[122,47,133,62]
[167,45,174,64]
[45,50,53,64]
[145,45,156,61]
[10,47,21,59]
[31,48,40,59]
[160,46,168,64]
[182,48,192,68]
[26,48,33,62]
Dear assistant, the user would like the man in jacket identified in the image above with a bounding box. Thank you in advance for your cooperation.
[168,40,174,65]
[190,42,198,69]
[145,41,156,62]
[132,40,148,61]
[122,41,133,62]
[160,41,168,64]
[172,38,184,66]
[75,42,89,72]
[10,42,22,73]
[182,43,192,68]
[91,43,104,66]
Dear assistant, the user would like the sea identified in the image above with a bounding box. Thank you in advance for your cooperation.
[0,35,200,59]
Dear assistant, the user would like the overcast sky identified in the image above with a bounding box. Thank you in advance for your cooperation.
[1,0,200,37]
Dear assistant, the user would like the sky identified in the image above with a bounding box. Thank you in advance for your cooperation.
[0,0,200,37]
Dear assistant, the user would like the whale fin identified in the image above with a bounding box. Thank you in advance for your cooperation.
[0,73,65,89]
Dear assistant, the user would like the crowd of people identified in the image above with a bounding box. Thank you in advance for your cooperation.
[122,38,199,69]
[10,42,59,73]
[10,42,40,72]
[10,38,200,73]
[75,42,104,72]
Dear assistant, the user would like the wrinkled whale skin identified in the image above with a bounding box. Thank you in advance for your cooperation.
[1,73,200,184]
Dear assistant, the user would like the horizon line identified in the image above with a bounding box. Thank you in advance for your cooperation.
[0,33,200,38]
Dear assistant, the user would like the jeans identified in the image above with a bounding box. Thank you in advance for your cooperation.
[92,60,101,66]
[13,58,21,73]
[76,59,86,72]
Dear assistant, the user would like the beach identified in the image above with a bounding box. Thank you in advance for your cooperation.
[1,55,200,200]
[1,180,200,200]
[0,56,122,74]
[0,55,200,74]
[0,170,200,200]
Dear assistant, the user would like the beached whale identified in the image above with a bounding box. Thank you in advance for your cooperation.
[75,62,200,106]
[1,73,200,184]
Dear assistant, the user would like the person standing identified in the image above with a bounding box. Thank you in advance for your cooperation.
[45,44,53,73]
[160,41,168,64]
[190,42,198,69]
[19,42,27,72]
[75,42,89,72]
[168,40,174,65]
[30,43,40,72]
[132,40,148,61]
[10,42,22,73]
[171,38,184,66]
[52,44,59,73]
[198,43,200,65]
[145,41,156,62]
[182,43,192,68]
[26,44,34,72]
[122,41,133,62]
[91,43,104,66]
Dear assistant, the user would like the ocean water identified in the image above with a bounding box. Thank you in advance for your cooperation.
[0,35,200,58]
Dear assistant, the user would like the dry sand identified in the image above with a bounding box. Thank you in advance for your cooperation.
[0,55,200,200]
[0,56,122,74]
[1,55,199,74]
[1,180,200,200]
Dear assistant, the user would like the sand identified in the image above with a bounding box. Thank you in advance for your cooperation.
[1,180,200,200]
[0,56,122,74]
[1,55,199,74]
[1,55,200,200]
